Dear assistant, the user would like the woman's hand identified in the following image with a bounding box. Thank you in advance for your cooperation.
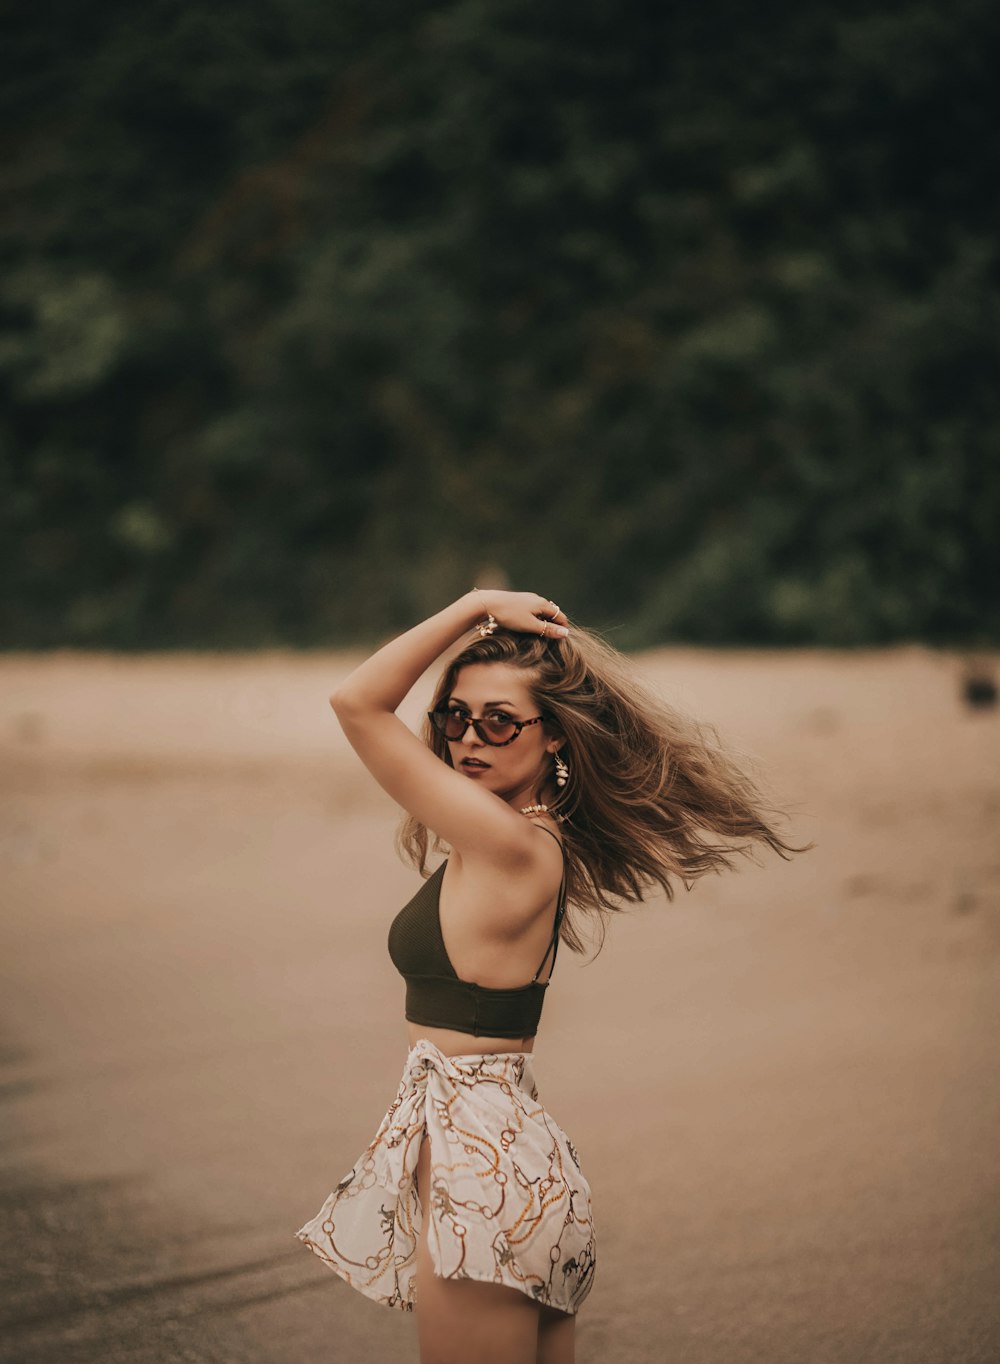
[472,589,570,638]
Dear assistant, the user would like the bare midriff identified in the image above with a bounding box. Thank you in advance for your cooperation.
[406,1021,535,1055]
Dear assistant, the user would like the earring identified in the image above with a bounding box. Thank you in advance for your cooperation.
[554,752,569,788]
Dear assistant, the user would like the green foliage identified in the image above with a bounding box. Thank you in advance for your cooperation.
[2,0,997,646]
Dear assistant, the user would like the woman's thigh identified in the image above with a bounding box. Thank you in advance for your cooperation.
[414,1135,540,1364]
[537,1305,575,1364]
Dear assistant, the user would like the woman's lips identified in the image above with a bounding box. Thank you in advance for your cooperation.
[460,758,490,771]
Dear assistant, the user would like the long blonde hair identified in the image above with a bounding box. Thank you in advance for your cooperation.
[397,627,808,953]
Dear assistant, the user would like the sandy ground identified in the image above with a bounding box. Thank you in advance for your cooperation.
[1,646,998,1364]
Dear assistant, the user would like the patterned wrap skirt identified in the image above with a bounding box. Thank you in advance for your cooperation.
[295,1038,596,1314]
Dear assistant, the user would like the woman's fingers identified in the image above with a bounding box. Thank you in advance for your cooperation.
[535,596,568,625]
[473,590,569,635]
[530,596,569,636]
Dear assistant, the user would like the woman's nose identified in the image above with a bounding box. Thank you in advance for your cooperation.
[461,721,484,746]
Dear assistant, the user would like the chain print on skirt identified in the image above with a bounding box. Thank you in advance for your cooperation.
[295,1039,596,1314]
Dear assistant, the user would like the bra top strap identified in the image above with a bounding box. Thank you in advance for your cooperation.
[529,825,567,984]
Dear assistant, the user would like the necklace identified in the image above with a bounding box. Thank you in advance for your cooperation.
[520,803,550,816]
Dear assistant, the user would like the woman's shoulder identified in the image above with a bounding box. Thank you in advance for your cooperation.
[524,817,565,857]
[448,822,564,922]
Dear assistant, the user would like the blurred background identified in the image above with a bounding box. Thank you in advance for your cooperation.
[2,0,998,651]
[3,5,999,1364]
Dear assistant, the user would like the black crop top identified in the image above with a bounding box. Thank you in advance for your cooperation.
[387,828,567,1039]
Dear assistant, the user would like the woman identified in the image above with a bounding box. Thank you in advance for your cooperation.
[296,589,804,1364]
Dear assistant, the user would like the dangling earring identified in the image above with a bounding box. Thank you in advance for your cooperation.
[554,751,569,788]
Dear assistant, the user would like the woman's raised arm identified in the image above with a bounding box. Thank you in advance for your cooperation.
[329,590,568,863]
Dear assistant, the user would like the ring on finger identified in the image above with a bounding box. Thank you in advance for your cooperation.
[540,620,549,637]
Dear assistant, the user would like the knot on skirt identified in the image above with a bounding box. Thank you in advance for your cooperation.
[406,1038,529,1093]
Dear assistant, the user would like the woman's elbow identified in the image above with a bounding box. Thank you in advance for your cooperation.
[329,687,369,719]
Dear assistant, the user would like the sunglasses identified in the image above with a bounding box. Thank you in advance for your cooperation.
[428,706,546,747]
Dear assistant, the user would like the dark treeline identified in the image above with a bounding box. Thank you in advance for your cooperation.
[2,0,997,648]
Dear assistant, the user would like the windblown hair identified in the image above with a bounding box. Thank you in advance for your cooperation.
[397,627,809,954]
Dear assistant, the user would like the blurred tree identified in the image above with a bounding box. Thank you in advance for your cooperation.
[1,0,997,646]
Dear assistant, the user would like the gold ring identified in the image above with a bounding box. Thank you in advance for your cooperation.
[540,620,549,637]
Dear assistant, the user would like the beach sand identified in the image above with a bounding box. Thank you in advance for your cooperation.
[1,646,998,1363]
